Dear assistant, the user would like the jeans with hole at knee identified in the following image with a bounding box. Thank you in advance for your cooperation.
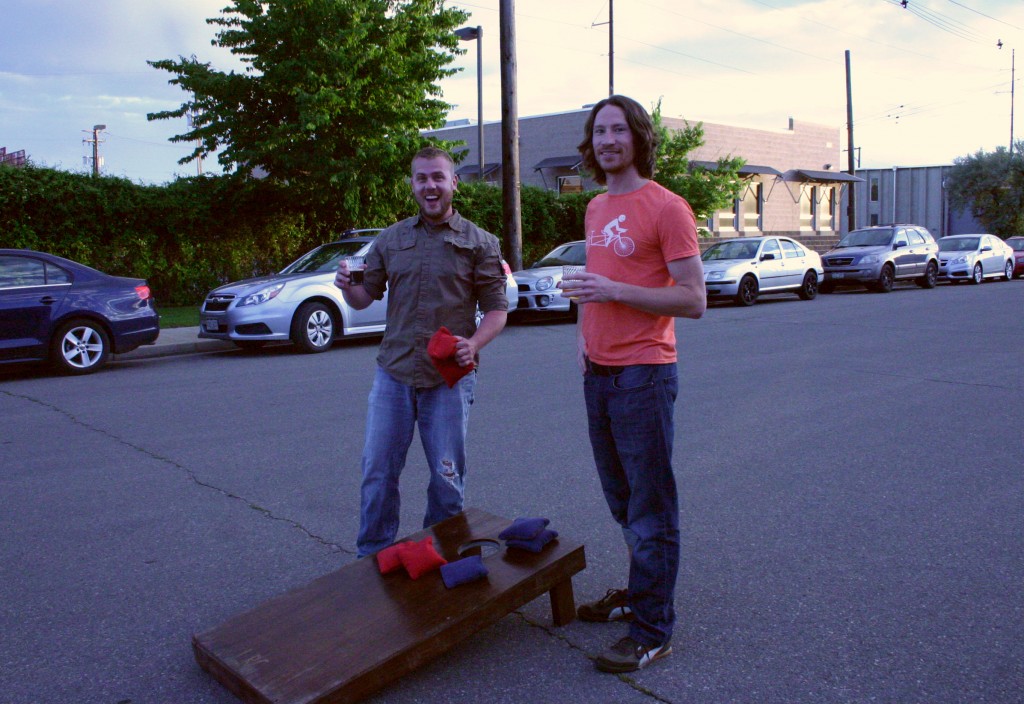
[584,363,680,647]
[356,367,476,557]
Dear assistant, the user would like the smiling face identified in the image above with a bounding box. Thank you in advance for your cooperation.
[591,104,638,180]
[411,155,457,225]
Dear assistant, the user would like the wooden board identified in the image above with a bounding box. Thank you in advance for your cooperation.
[193,508,586,704]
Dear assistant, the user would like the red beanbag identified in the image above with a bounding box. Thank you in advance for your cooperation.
[398,536,448,580]
[427,327,475,388]
[376,542,408,575]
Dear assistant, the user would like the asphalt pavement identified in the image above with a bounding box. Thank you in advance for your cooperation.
[4,282,1023,704]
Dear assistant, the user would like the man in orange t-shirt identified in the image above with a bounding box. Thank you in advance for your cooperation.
[560,95,706,674]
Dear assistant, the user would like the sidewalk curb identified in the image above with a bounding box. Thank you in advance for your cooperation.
[113,327,235,362]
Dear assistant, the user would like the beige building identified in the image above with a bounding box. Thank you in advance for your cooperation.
[427,108,859,249]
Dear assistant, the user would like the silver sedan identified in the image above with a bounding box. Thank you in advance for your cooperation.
[512,240,586,320]
[937,234,1015,284]
[199,231,517,352]
[702,236,823,306]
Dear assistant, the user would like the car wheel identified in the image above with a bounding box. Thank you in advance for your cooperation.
[872,264,895,292]
[1003,260,1014,281]
[734,275,758,306]
[291,302,335,353]
[970,263,983,285]
[917,261,938,288]
[234,340,267,351]
[797,271,818,300]
[50,318,110,375]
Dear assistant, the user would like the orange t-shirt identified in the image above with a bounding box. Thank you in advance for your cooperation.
[582,180,699,366]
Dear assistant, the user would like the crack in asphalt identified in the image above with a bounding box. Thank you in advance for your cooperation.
[2,390,355,556]
[511,611,676,704]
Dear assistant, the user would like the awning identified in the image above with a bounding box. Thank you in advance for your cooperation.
[456,163,501,178]
[794,169,864,183]
[688,161,782,177]
[738,164,783,177]
[533,155,582,171]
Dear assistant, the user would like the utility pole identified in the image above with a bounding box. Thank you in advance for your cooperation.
[592,0,614,96]
[1011,48,1016,155]
[82,124,106,176]
[499,0,523,271]
[845,50,856,230]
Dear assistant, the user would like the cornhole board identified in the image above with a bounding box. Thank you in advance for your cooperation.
[193,507,586,704]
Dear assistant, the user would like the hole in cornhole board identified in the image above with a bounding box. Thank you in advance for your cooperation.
[457,538,500,558]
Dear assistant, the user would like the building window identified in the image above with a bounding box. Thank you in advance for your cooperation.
[870,177,879,202]
[557,175,582,195]
[800,186,814,231]
[870,213,879,225]
[740,182,763,232]
[818,187,836,231]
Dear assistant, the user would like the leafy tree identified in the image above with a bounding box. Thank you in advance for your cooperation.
[148,0,468,231]
[946,143,1024,237]
[651,100,745,224]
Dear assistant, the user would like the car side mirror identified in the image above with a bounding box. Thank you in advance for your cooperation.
[893,242,906,250]
[981,245,992,252]
[760,253,776,261]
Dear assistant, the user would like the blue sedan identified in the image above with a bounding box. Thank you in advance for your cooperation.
[0,249,160,374]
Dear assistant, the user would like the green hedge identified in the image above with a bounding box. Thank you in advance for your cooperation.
[0,165,592,305]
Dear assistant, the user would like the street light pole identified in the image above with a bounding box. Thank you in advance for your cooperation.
[456,26,484,182]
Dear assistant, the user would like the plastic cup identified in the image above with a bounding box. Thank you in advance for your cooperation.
[561,265,585,298]
[346,256,366,285]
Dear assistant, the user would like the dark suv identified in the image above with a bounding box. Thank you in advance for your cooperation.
[820,225,939,293]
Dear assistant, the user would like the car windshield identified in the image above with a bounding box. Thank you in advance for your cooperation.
[282,241,369,274]
[1009,239,1024,251]
[534,242,586,267]
[836,229,893,247]
[939,237,980,252]
[701,241,760,261]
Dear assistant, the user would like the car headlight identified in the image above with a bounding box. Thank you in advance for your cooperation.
[860,254,880,264]
[950,255,968,265]
[238,282,285,306]
[706,271,724,281]
[536,276,554,291]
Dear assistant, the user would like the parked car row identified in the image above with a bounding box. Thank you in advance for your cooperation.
[1,224,1018,374]
[514,224,1018,312]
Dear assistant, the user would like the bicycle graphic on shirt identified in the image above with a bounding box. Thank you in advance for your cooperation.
[590,215,636,257]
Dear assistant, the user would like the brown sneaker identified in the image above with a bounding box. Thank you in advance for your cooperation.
[577,588,633,622]
[595,636,672,673]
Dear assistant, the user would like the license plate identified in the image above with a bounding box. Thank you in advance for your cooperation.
[832,272,845,279]
[203,318,219,332]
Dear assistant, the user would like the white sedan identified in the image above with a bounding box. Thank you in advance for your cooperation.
[702,236,824,306]
[937,234,1015,284]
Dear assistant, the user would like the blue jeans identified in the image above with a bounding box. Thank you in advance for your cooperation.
[584,362,680,647]
[356,367,476,557]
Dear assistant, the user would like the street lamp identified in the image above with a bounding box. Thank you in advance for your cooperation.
[455,25,484,183]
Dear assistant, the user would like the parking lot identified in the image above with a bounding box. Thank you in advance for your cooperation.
[1,279,1021,703]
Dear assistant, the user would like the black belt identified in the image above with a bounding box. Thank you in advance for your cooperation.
[587,359,624,376]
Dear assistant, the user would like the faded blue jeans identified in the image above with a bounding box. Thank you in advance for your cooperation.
[584,362,680,647]
[356,367,476,557]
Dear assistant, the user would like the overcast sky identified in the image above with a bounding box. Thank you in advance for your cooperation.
[3,0,1023,185]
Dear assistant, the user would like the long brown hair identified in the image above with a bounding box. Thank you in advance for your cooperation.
[577,95,659,185]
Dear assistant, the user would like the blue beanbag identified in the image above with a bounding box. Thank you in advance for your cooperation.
[498,517,550,541]
[440,555,489,589]
[505,528,558,553]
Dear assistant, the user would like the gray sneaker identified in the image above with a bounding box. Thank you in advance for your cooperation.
[577,588,633,622]
[595,636,672,673]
